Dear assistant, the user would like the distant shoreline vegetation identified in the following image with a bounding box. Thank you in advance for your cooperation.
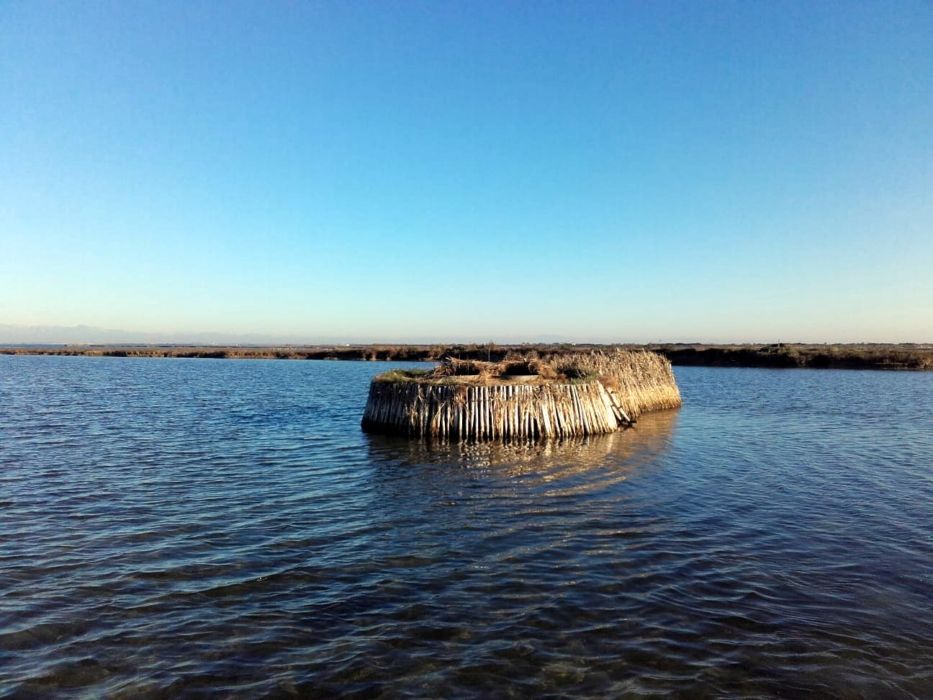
[1,343,931,371]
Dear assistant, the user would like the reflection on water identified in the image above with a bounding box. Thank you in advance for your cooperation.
[1,356,931,697]
[366,410,679,489]
[370,409,678,468]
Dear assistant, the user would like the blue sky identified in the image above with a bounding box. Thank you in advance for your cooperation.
[2,1,931,343]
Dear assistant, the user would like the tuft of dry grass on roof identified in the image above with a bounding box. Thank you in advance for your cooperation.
[425,356,560,382]
[432,357,495,379]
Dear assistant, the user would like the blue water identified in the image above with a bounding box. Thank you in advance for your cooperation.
[1,356,931,697]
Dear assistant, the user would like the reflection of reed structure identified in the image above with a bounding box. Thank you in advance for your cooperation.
[361,351,681,440]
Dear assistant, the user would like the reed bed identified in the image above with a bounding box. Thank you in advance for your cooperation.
[361,350,681,441]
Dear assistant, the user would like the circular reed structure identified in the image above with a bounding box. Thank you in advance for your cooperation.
[361,351,681,441]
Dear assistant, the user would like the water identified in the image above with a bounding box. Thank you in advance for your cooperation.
[1,356,931,698]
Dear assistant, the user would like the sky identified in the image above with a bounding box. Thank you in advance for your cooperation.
[1,1,931,344]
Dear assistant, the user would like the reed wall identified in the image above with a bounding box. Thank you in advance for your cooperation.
[555,350,682,418]
[361,380,623,440]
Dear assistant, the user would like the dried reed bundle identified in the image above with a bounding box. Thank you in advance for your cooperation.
[550,350,682,418]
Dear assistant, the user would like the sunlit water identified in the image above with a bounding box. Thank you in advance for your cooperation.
[1,356,931,698]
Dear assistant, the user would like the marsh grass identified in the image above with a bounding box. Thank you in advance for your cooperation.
[4,343,930,370]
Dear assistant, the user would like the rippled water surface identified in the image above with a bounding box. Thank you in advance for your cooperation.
[1,356,932,698]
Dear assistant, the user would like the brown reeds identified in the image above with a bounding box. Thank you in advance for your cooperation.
[361,380,620,440]
[361,350,681,440]
[550,349,682,419]
[6,343,931,370]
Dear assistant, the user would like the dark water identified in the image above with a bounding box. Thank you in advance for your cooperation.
[1,356,931,698]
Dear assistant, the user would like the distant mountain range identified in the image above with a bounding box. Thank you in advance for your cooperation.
[0,324,346,346]
[0,324,578,346]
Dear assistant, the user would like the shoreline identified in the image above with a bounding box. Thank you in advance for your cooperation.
[2,343,931,371]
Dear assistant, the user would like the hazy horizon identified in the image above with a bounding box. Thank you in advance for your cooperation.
[3,2,931,342]
[1,322,931,347]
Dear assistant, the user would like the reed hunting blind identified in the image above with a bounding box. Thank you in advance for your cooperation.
[361,350,681,440]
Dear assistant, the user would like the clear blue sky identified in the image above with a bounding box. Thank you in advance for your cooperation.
[2,1,931,343]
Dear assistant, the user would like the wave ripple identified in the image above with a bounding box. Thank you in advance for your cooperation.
[1,357,932,697]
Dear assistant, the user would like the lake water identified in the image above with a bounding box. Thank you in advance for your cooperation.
[1,356,931,698]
